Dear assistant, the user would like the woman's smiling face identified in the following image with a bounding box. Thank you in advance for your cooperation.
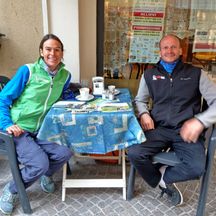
[40,39,63,71]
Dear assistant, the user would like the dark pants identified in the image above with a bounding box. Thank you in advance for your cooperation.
[128,127,206,188]
[9,131,72,194]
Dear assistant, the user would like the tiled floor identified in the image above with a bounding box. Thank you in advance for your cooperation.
[0,155,216,216]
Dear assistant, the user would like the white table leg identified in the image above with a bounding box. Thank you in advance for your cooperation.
[62,149,127,201]
[122,149,127,200]
[62,163,67,201]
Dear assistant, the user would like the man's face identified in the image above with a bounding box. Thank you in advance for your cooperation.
[159,35,182,63]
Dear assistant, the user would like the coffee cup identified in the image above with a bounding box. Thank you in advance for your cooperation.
[108,85,115,94]
[108,85,115,93]
[79,87,90,100]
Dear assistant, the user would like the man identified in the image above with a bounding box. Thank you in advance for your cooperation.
[128,34,216,206]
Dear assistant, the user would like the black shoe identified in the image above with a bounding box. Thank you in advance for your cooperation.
[159,183,183,206]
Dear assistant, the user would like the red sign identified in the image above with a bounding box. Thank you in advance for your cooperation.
[132,25,162,31]
[133,12,164,18]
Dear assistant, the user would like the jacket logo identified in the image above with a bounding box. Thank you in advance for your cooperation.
[180,77,191,80]
[152,75,165,80]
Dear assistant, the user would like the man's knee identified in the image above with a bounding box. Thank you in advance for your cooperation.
[179,160,205,181]
[127,144,147,163]
[189,161,205,179]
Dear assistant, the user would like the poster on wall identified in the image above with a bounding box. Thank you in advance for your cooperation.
[189,0,216,53]
[189,0,216,31]
[104,0,134,71]
[129,0,166,63]
[193,29,216,53]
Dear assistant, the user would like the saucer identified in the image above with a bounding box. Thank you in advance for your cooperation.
[76,94,94,101]
[114,89,120,95]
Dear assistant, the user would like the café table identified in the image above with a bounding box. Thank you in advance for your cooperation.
[37,88,146,201]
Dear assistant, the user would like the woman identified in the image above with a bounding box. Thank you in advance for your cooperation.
[0,34,73,215]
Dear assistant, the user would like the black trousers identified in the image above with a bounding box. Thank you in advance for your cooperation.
[127,127,206,188]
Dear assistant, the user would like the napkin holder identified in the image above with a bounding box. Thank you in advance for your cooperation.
[92,76,104,95]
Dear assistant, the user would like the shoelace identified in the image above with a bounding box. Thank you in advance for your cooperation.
[159,186,173,198]
[1,190,16,203]
[159,187,166,198]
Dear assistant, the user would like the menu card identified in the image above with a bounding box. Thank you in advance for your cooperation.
[97,102,131,112]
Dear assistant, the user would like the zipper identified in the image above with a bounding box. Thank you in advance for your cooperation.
[167,74,173,125]
[36,76,53,130]
[169,75,173,87]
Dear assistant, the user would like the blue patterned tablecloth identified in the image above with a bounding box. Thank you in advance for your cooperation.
[37,88,146,154]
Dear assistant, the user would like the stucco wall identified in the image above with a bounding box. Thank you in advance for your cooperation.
[0,0,43,78]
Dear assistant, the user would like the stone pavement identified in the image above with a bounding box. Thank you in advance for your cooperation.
[0,156,216,216]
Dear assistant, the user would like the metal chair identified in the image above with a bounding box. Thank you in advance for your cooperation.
[0,76,32,214]
[127,124,216,216]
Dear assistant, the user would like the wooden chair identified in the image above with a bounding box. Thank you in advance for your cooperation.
[0,76,32,214]
[127,124,216,216]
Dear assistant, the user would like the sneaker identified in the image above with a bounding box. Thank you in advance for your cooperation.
[159,183,183,206]
[0,183,17,215]
[40,175,55,193]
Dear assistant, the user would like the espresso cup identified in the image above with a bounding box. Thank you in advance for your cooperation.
[79,87,90,100]
[108,85,115,93]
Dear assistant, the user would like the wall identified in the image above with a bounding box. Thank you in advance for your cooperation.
[47,0,80,82]
[0,0,95,84]
[0,0,43,78]
[79,0,97,85]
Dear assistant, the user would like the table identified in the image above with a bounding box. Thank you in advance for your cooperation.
[37,88,146,200]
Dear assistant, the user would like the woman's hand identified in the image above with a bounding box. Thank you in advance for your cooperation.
[140,113,155,131]
[6,124,24,137]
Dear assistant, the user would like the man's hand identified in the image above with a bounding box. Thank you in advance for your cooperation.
[140,113,155,131]
[6,125,24,137]
[180,118,205,143]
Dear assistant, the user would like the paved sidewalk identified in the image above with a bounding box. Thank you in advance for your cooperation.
[0,156,216,216]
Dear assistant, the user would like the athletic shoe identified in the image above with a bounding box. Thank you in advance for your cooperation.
[159,183,183,206]
[0,183,17,215]
[40,175,55,193]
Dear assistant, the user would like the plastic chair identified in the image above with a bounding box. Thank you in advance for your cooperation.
[0,76,32,214]
[0,75,10,91]
[0,131,32,214]
[127,124,216,216]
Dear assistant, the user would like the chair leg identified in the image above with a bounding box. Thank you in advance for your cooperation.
[196,141,216,216]
[127,165,136,200]
[66,161,72,175]
[8,159,32,214]
[4,134,32,214]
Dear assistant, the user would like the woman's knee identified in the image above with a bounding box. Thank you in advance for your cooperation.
[29,154,50,177]
[57,145,73,162]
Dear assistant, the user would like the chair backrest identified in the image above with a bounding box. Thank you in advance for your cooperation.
[0,76,11,153]
[0,131,14,155]
[0,75,10,91]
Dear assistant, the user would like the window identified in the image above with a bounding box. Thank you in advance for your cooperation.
[97,0,216,81]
